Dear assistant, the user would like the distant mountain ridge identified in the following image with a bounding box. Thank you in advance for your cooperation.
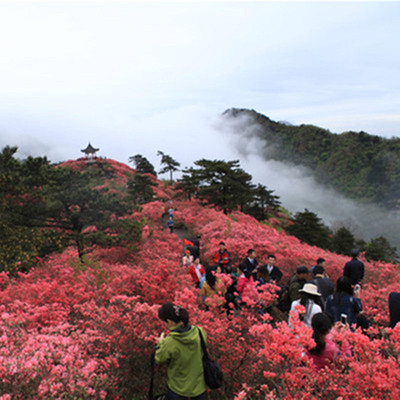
[223,108,400,209]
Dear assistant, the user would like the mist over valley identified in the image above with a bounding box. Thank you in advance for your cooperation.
[217,109,400,249]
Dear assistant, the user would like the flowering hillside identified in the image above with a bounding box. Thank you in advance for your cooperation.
[173,199,400,326]
[0,159,399,399]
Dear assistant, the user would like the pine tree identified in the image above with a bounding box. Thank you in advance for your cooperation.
[129,154,157,176]
[365,236,398,263]
[1,147,142,265]
[286,209,332,250]
[332,227,355,255]
[157,151,180,182]
[248,184,281,220]
[127,173,157,205]
[176,170,199,201]
[182,159,254,213]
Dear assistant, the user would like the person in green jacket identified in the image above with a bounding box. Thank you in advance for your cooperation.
[156,302,206,400]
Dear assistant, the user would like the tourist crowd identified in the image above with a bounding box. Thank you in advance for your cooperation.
[178,239,399,372]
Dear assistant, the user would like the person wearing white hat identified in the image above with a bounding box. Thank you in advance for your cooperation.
[289,283,323,328]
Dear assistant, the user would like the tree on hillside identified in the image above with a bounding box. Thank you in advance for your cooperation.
[247,184,281,220]
[0,146,21,199]
[128,154,157,176]
[355,238,367,253]
[332,227,356,255]
[176,170,199,201]
[0,146,65,273]
[42,167,141,259]
[181,159,254,214]
[157,150,180,182]
[365,236,398,263]
[1,147,142,267]
[286,209,332,250]
[0,146,51,207]
[127,173,157,206]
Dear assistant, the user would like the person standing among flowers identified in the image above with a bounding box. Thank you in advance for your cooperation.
[311,257,326,278]
[213,241,232,273]
[189,258,205,288]
[288,265,310,303]
[167,216,175,234]
[343,248,364,285]
[307,312,351,371]
[201,267,226,302]
[311,265,334,309]
[155,303,206,400]
[241,249,258,279]
[236,263,254,294]
[182,249,194,268]
[325,276,362,328]
[263,254,283,283]
[289,283,323,328]
[193,234,201,259]
[389,292,400,328]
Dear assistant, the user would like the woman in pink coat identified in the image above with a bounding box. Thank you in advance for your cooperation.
[308,312,351,371]
[236,263,254,294]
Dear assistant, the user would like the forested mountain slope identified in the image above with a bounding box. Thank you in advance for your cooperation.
[223,108,400,209]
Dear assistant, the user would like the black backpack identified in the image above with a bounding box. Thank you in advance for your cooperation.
[197,328,223,389]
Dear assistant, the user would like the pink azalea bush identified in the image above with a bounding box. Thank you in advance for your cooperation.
[1,161,400,399]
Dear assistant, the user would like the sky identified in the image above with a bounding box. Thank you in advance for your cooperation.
[1,1,400,240]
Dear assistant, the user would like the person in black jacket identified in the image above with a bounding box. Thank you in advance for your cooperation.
[263,255,283,283]
[242,249,258,277]
[312,265,334,309]
[389,292,400,328]
[193,235,201,258]
[311,258,326,278]
[343,249,364,285]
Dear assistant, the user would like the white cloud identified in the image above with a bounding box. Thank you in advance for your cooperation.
[1,1,400,250]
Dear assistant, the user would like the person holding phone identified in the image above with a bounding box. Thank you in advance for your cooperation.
[325,277,362,329]
[308,313,351,371]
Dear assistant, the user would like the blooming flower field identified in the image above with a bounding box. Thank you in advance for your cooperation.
[1,159,399,399]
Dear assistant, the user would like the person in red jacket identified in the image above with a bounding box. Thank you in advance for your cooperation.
[213,242,232,273]
[189,258,205,288]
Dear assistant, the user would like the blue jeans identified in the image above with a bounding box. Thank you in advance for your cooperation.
[167,389,206,400]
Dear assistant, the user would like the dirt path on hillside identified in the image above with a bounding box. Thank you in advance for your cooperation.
[161,213,196,251]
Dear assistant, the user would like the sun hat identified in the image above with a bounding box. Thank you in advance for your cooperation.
[299,283,321,296]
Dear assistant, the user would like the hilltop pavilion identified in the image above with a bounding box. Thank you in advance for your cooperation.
[81,143,99,160]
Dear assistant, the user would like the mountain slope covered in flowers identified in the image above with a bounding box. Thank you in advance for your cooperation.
[0,158,399,399]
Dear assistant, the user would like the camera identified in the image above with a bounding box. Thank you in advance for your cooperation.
[340,313,348,325]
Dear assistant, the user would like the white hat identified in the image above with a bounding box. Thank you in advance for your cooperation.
[299,283,321,296]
